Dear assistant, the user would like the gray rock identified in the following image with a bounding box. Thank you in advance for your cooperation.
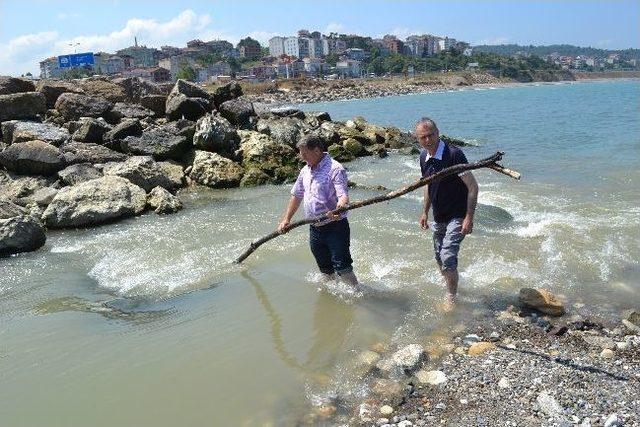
[604,414,621,427]
[237,130,298,177]
[2,120,69,146]
[121,128,189,161]
[169,79,212,100]
[0,140,65,175]
[256,117,304,147]
[103,156,183,192]
[0,171,56,204]
[212,81,242,108]
[267,106,304,119]
[146,186,183,214]
[0,76,36,95]
[60,141,127,165]
[536,391,564,418]
[189,151,244,188]
[112,76,169,101]
[0,215,46,256]
[105,102,153,124]
[219,98,255,128]
[193,114,240,157]
[165,94,210,121]
[57,163,103,186]
[72,118,112,144]
[0,197,28,219]
[30,187,58,206]
[415,370,447,385]
[103,119,143,144]
[463,334,482,345]
[0,92,47,121]
[36,80,84,108]
[140,94,167,116]
[54,93,113,121]
[42,176,146,228]
[377,344,427,375]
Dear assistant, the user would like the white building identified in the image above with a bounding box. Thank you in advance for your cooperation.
[438,37,457,52]
[345,48,365,61]
[322,37,347,56]
[336,59,361,78]
[283,37,310,59]
[269,36,286,57]
[303,58,328,76]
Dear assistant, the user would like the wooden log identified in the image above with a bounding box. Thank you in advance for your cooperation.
[235,151,517,264]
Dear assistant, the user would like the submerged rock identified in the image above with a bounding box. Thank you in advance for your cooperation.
[519,288,565,316]
[0,215,46,256]
[42,176,146,228]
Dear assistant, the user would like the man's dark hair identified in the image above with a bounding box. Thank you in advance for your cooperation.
[296,134,325,151]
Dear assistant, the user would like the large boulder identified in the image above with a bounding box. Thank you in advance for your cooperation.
[71,118,112,144]
[0,92,47,121]
[60,141,127,165]
[121,128,189,161]
[140,95,167,117]
[102,156,184,191]
[0,76,36,95]
[193,114,240,157]
[104,102,153,124]
[0,215,46,257]
[2,121,69,146]
[36,80,84,108]
[218,98,255,128]
[0,197,28,219]
[57,163,103,186]
[165,94,210,121]
[237,130,299,180]
[212,81,242,108]
[42,176,146,228]
[146,186,183,214]
[256,117,304,147]
[54,93,113,121]
[103,119,143,146]
[189,151,244,188]
[79,78,127,103]
[0,140,65,175]
[169,79,212,100]
[112,77,169,101]
[0,171,57,204]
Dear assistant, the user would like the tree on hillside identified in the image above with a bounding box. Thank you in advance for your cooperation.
[176,63,196,81]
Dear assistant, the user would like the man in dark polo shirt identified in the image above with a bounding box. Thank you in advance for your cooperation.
[416,117,478,310]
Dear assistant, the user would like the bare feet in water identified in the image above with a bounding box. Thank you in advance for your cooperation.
[440,293,457,313]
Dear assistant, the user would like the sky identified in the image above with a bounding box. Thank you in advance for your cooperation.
[0,0,638,76]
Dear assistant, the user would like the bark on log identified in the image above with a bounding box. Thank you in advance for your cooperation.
[235,151,517,264]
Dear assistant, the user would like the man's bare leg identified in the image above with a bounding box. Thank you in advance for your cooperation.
[437,265,458,311]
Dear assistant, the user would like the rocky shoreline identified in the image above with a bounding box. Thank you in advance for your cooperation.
[242,71,639,106]
[0,74,430,257]
[301,290,640,427]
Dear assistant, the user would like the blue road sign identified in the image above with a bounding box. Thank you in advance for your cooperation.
[58,52,95,69]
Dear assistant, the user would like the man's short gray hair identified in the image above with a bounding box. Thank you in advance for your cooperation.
[296,134,325,151]
[416,117,438,130]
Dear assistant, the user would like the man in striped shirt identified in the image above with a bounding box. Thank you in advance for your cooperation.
[278,135,359,288]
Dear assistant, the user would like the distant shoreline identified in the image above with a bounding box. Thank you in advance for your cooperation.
[242,71,640,106]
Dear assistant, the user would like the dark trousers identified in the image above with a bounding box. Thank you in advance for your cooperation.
[309,218,354,275]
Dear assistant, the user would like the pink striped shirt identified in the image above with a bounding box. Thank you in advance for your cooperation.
[291,153,349,225]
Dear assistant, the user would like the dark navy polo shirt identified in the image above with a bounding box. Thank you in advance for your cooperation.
[419,141,469,222]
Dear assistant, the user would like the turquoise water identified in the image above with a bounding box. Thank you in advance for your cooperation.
[0,79,638,426]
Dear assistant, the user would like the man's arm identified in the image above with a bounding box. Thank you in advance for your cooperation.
[419,184,431,229]
[460,172,478,235]
[278,196,302,233]
[327,168,349,220]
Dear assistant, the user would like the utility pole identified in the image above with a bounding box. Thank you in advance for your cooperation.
[69,42,80,54]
